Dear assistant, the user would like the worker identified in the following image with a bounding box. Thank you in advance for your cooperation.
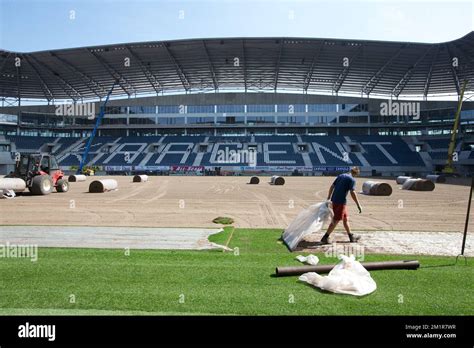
[320,166,362,244]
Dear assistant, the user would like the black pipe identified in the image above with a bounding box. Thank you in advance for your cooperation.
[275,260,420,277]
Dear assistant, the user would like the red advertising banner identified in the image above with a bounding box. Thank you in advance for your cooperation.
[171,165,205,172]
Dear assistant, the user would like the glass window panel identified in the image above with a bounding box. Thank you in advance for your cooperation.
[216,105,245,113]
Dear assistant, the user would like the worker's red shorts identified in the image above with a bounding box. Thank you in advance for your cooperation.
[332,203,348,222]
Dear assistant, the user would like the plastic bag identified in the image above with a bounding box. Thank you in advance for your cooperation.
[282,201,333,251]
[299,255,377,296]
[0,189,15,199]
[296,254,319,265]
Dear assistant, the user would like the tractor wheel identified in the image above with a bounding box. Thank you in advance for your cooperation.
[56,179,69,193]
[30,175,53,195]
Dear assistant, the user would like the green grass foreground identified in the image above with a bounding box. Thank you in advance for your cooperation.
[0,228,472,315]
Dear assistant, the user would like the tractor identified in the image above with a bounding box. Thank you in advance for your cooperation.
[9,153,69,195]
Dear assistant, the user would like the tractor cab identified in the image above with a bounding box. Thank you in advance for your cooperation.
[13,153,69,195]
[16,153,55,178]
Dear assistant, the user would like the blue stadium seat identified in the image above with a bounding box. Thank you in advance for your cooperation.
[6,134,430,168]
[429,152,447,160]
[7,136,55,151]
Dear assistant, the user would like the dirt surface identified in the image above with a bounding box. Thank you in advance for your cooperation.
[0,175,470,232]
[1,175,471,256]
[299,231,472,257]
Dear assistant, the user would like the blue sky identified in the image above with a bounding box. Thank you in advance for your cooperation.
[0,0,473,52]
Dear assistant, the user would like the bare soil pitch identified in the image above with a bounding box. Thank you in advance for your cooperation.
[0,175,469,230]
[0,175,471,256]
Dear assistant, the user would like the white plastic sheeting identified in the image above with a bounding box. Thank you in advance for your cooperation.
[396,176,411,185]
[296,254,320,265]
[299,255,377,296]
[0,189,16,199]
[282,201,333,251]
[402,178,418,190]
[426,174,446,183]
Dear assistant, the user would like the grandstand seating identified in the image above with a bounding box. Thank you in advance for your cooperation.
[8,136,56,152]
[52,137,81,155]
[428,152,448,160]
[5,134,441,169]
[303,136,363,166]
[351,136,424,167]
[425,138,450,149]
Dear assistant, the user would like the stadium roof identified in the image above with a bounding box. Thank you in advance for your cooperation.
[1,33,473,101]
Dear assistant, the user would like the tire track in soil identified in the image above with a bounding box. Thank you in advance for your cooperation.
[357,213,395,230]
[250,191,281,227]
[107,182,150,203]
[143,180,169,204]
[108,208,137,225]
[73,208,104,225]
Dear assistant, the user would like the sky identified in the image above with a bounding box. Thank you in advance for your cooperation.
[0,0,473,52]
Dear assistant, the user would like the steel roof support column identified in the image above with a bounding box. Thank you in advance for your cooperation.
[303,41,324,92]
[28,54,80,101]
[163,44,191,91]
[445,43,461,95]
[362,44,407,96]
[125,46,163,94]
[202,41,218,91]
[333,45,363,93]
[392,46,433,98]
[86,48,135,96]
[23,55,54,101]
[449,42,474,89]
[242,40,247,92]
[423,45,440,99]
[51,52,105,98]
[274,40,284,92]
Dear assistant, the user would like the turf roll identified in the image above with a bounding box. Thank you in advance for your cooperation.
[133,174,148,183]
[362,181,393,196]
[0,178,26,192]
[402,178,435,191]
[426,174,446,183]
[249,176,260,184]
[271,175,285,185]
[396,176,411,185]
[89,179,118,193]
[68,174,87,182]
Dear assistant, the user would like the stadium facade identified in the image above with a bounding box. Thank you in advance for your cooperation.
[0,34,473,176]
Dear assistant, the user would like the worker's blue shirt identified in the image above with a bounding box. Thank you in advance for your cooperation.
[331,173,356,205]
